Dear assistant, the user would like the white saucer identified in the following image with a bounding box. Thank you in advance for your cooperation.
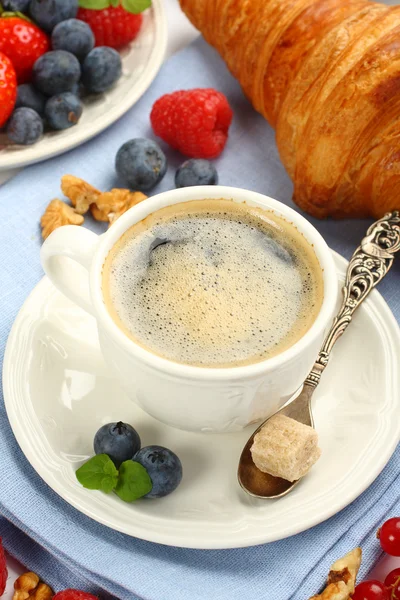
[3,253,400,549]
[0,1,167,171]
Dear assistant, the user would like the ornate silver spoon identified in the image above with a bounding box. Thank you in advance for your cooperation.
[238,211,400,499]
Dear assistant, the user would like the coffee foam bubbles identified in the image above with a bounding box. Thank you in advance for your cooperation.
[102,200,324,368]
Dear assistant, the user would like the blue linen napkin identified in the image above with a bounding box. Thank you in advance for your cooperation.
[0,36,400,600]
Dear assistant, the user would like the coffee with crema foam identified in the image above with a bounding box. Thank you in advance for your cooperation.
[102,199,324,368]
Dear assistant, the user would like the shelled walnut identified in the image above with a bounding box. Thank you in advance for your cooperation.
[61,175,100,215]
[309,548,362,600]
[41,199,84,240]
[91,189,147,224]
[40,176,148,241]
[13,572,53,600]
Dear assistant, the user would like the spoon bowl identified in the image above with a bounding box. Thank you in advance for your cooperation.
[238,385,313,498]
[238,438,298,499]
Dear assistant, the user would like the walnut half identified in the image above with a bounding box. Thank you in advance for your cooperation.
[61,175,100,215]
[91,189,147,225]
[41,199,84,240]
[30,583,53,600]
[309,548,362,600]
[13,573,53,600]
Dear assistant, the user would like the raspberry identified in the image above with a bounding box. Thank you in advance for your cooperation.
[0,538,8,597]
[53,591,98,600]
[150,89,233,159]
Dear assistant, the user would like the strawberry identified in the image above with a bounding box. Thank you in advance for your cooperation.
[77,0,149,50]
[0,537,8,596]
[53,591,98,600]
[0,16,50,84]
[0,52,17,128]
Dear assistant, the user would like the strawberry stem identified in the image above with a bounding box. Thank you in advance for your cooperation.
[78,0,151,13]
[78,0,113,10]
[0,10,33,21]
[122,0,151,13]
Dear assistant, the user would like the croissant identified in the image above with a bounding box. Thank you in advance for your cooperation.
[179,0,400,218]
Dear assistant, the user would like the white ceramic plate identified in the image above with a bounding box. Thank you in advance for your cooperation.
[3,253,400,549]
[0,1,167,171]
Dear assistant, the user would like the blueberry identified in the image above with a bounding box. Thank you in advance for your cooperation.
[116,138,167,191]
[45,92,82,130]
[81,47,122,94]
[94,421,141,468]
[6,108,43,145]
[2,0,30,10]
[134,446,182,499]
[175,159,218,188]
[16,84,46,117]
[52,19,95,61]
[33,50,81,96]
[29,0,78,33]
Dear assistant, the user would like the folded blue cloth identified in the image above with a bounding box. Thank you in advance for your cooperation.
[0,36,399,600]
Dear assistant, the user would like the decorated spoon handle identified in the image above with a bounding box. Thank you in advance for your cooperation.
[304,211,400,389]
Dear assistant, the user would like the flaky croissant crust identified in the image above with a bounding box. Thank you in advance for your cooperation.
[180,0,400,218]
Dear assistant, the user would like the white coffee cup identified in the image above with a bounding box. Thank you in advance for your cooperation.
[41,186,338,433]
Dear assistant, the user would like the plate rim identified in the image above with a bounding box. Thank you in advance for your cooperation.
[0,0,167,172]
[3,251,400,549]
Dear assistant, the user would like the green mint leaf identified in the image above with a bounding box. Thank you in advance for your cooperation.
[78,0,111,9]
[110,0,120,6]
[121,0,151,14]
[76,454,119,493]
[114,460,152,502]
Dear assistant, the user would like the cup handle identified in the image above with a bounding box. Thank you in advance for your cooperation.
[40,226,100,316]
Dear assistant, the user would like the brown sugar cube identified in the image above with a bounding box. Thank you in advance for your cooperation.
[250,413,321,482]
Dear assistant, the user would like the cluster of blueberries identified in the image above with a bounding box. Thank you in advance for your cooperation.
[94,421,183,498]
[7,0,122,145]
[116,138,220,192]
